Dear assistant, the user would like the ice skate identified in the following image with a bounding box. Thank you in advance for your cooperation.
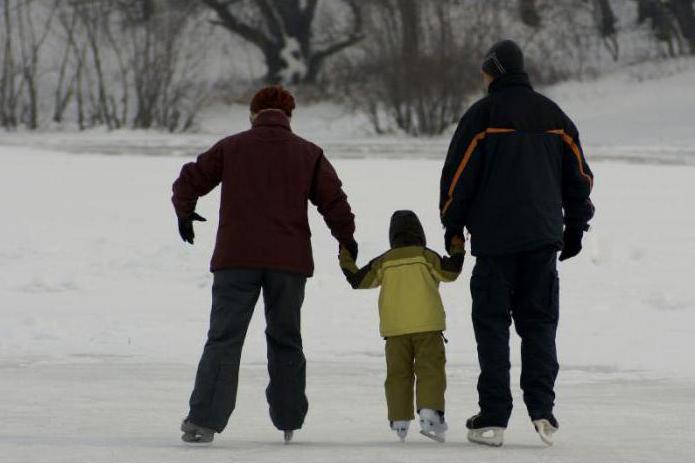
[418,409,447,443]
[180,418,215,444]
[283,431,294,444]
[390,420,410,442]
[533,414,559,446]
[466,414,505,447]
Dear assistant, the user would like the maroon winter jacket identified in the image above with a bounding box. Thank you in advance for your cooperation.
[172,110,355,276]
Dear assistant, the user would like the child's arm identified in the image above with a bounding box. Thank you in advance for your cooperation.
[339,247,383,289]
[425,239,465,283]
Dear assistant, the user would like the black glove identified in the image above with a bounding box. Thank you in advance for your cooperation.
[444,228,463,255]
[178,212,207,244]
[559,227,584,261]
[341,239,359,261]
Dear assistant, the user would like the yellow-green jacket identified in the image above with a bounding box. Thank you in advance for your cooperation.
[340,245,463,337]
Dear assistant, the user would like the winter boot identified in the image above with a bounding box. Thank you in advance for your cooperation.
[181,418,215,444]
[466,413,506,447]
[390,420,410,442]
[533,414,559,446]
[418,409,447,443]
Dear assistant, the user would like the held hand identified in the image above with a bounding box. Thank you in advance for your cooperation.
[338,244,360,275]
[341,239,359,261]
[444,228,464,255]
[178,212,207,244]
[559,227,584,261]
[449,235,465,255]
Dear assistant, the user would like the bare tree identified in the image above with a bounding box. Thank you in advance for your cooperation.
[202,0,364,84]
[669,0,695,53]
[638,0,685,57]
[337,0,482,136]
[589,0,619,60]
[121,0,211,131]
[1,0,21,129]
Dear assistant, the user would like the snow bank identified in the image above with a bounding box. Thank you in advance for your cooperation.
[1,58,694,164]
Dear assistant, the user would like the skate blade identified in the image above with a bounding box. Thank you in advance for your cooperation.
[283,431,294,444]
[181,432,214,444]
[467,427,504,447]
[533,420,557,446]
[419,430,445,443]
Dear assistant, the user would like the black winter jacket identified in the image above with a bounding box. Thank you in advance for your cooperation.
[440,73,594,256]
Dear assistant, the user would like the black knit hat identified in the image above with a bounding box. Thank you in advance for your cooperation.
[481,40,525,78]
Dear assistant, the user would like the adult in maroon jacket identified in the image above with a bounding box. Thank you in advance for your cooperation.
[172,86,357,443]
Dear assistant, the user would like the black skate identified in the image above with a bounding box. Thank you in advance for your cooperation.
[466,414,506,447]
[283,431,294,444]
[180,418,215,444]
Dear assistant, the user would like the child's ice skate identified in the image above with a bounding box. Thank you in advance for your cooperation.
[533,414,559,446]
[418,409,447,443]
[466,414,505,447]
[180,418,215,444]
[390,420,410,442]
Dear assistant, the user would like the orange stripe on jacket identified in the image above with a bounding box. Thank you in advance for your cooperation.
[547,129,594,189]
[440,128,515,217]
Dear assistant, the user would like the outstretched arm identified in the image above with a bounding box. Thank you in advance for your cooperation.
[172,140,225,219]
[338,247,382,289]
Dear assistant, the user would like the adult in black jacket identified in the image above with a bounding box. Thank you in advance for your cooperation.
[440,40,594,446]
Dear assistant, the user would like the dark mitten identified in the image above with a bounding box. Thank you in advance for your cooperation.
[559,227,584,261]
[178,212,207,244]
[444,229,463,255]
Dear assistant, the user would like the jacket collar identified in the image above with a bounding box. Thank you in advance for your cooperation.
[488,72,533,94]
[252,109,292,131]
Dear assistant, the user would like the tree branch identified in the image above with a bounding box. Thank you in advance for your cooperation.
[202,0,275,49]
[311,0,364,62]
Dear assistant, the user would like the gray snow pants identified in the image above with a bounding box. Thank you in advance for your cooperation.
[187,268,308,432]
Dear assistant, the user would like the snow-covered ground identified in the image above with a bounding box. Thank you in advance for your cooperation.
[1,144,695,462]
[2,59,695,461]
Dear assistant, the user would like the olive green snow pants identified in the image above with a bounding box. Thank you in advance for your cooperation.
[384,331,446,421]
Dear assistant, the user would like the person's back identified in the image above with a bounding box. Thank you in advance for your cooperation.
[441,71,592,256]
[173,86,357,444]
[197,111,353,275]
[439,40,595,447]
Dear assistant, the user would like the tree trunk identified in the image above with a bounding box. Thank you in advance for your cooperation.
[670,0,695,53]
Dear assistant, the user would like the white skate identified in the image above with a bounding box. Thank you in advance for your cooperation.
[390,420,410,442]
[533,419,558,446]
[467,427,505,447]
[418,409,447,443]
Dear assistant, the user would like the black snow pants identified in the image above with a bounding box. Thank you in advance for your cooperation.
[470,246,560,427]
[187,268,308,432]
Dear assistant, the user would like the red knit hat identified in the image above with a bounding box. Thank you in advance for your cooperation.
[250,86,296,118]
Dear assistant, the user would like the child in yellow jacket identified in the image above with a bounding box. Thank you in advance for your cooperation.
[339,210,464,442]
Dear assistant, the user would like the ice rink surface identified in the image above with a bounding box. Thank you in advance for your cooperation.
[1,144,694,462]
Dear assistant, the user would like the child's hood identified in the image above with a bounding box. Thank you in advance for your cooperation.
[389,210,426,248]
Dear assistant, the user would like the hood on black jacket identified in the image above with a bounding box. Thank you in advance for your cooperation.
[389,210,426,248]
